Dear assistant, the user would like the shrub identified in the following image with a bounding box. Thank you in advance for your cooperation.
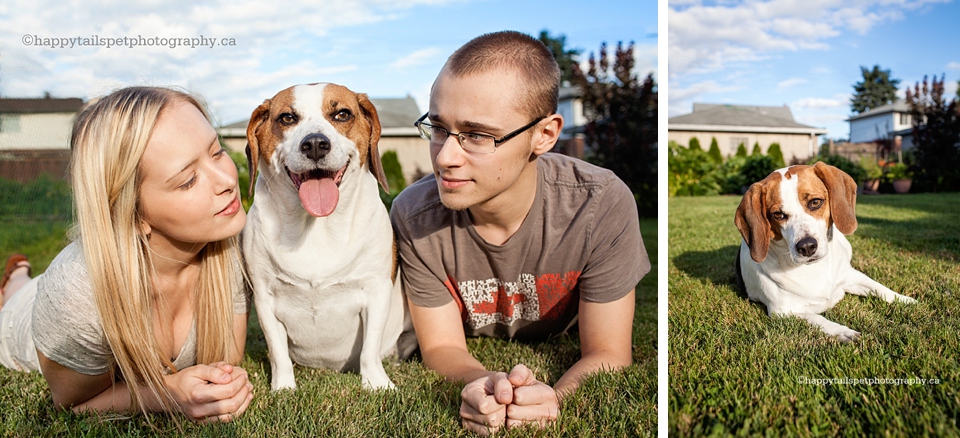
[767,143,785,168]
[735,143,748,157]
[378,150,407,210]
[688,137,702,151]
[229,151,254,211]
[707,138,723,164]
[750,142,762,156]
[739,155,778,187]
[718,156,749,194]
[860,156,883,181]
[668,141,722,196]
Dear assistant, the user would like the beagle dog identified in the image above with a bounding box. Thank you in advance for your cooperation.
[242,83,415,390]
[735,162,915,342]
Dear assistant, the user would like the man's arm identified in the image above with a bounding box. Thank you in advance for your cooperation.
[409,299,516,435]
[408,299,489,382]
[554,288,636,396]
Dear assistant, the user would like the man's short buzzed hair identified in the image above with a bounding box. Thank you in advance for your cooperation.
[441,30,561,120]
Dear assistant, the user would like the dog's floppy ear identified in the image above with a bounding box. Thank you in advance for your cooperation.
[245,100,271,197]
[814,161,858,235]
[735,182,772,263]
[358,93,389,193]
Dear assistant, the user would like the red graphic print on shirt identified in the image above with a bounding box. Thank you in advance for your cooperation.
[448,272,581,329]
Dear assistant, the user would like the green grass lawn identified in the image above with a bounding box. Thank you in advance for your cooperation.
[669,193,960,437]
[0,182,657,437]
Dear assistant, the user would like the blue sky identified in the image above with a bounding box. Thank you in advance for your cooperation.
[669,0,960,140]
[0,0,657,127]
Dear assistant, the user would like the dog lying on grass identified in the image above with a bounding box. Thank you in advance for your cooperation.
[735,162,915,342]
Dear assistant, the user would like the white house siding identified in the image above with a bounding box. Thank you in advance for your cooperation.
[0,113,75,150]
[378,132,431,184]
[557,99,586,138]
[848,113,911,142]
[668,130,818,162]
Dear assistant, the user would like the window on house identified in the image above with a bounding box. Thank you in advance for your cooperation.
[0,115,21,133]
[899,113,911,125]
[729,137,749,155]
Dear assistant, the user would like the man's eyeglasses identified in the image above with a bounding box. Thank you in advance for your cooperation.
[414,113,546,154]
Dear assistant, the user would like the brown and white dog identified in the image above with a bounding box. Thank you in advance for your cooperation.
[242,83,414,390]
[735,162,915,342]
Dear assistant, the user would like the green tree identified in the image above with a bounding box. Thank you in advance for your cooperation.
[851,65,900,114]
[735,143,748,157]
[707,137,723,164]
[573,41,657,217]
[538,30,581,84]
[751,142,762,156]
[378,150,407,210]
[688,137,702,151]
[767,143,785,168]
[905,74,960,192]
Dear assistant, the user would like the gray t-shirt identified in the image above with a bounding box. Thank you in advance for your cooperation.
[391,153,650,341]
[0,241,248,375]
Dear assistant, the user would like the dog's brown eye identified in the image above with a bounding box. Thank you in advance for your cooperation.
[771,211,786,221]
[808,199,823,210]
[333,109,353,122]
[278,113,297,125]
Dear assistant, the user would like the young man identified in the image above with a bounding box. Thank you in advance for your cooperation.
[391,31,650,435]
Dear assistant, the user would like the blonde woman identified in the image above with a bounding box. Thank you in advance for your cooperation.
[0,86,253,423]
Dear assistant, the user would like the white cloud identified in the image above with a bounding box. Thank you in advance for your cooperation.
[390,48,442,70]
[947,61,960,71]
[792,95,849,110]
[633,43,658,79]
[668,0,951,78]
[668,80,742,117]
[777,77,807,90]
[0,0,463,123]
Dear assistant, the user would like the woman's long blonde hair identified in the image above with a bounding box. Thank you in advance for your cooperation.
[69,86,242,413]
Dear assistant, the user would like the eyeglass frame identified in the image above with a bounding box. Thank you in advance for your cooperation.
[413,113,547,153]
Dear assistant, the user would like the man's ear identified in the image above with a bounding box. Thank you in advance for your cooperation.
[532,114,564,156]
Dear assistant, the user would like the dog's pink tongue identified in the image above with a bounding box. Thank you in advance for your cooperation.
[298,177,339,217]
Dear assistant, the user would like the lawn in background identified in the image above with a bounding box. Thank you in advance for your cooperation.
[0,176,657,437]
[669,194,960,436]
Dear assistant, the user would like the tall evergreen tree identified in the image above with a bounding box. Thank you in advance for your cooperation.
[688,137,702,151]
[538,30,582,84]
[851,65,900,114]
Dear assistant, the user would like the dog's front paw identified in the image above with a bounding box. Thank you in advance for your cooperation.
[362,373,396,391]
[271,374,298,392]
[894,294,917,304]
[831,327,861,343]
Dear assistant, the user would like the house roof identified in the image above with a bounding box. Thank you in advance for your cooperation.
[846,100,909,121]
[0,97,84,114]
[219,97,422,134]
[668,103,827,134]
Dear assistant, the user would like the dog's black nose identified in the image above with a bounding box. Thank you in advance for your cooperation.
[796,237,818,257]
[300,134,331,162]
